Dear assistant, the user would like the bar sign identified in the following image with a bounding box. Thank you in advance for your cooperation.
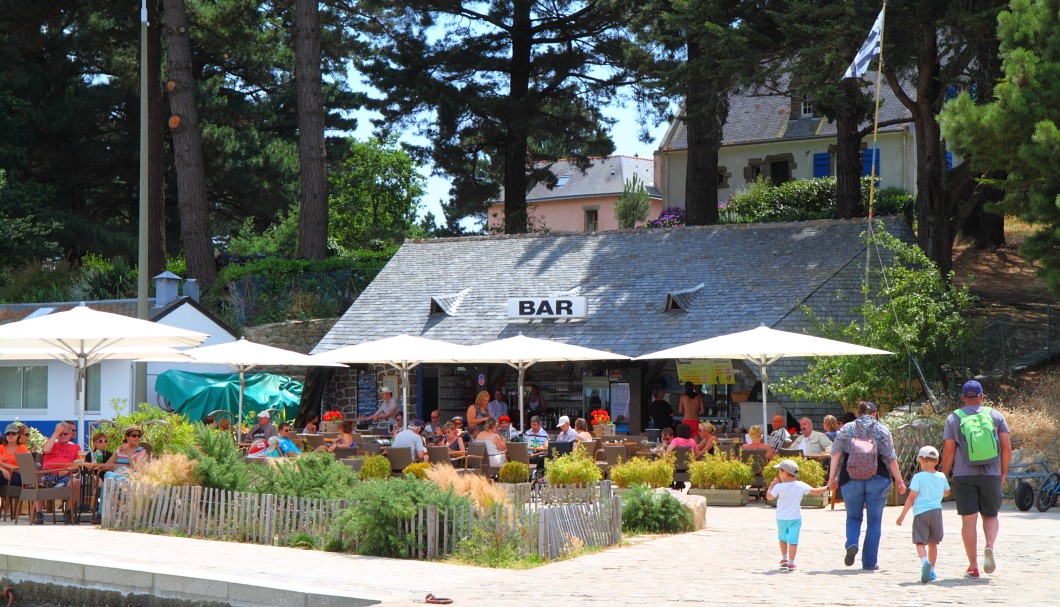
[507,297,588,319]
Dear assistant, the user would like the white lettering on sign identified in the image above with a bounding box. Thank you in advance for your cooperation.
[507,297,587,319]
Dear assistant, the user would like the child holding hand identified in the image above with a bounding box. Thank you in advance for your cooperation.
[896,445,951,583]
[766,459,830,572]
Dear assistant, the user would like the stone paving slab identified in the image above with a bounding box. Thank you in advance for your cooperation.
[0,500,1055,606]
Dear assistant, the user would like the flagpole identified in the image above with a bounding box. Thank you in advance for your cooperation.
[863,1,887,293]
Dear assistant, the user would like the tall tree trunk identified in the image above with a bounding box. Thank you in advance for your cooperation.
[295,0,328,259]
[503,0,531,234]
[683,40,722,226]
[163,0,216,288]
[834,80,864,218]
[147,0,166,277]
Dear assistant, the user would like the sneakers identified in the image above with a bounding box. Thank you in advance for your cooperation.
[785,564,796,572]
[62,509,71,525]
[920,560,932,584]
[983,547,996,574]
[844,545,858,566]
[928,571,937,582]
[779,559,789,571]
[966,567,980,579]
[33,511,43,525]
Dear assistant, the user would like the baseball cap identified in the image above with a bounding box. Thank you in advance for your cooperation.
[962,380,983,398]
[379,386,392,393]
[4,423,19,434]
[918,445,939,459]
[773,459,800,476]
[498,415,511,423]
[557,415,571,426]
[408,418,424,429]
[257,411,270,418]
[452,415,463,422]
[267,436,280,446]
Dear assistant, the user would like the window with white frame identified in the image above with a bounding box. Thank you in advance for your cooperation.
[0,366,48,410]
[801,96,815,117]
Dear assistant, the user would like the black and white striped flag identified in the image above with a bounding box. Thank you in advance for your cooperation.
[843,8,884,79]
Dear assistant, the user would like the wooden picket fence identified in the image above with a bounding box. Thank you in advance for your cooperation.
[100,479,346,546]
[101,479,622,560]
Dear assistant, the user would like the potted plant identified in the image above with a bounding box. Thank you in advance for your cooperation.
[688,453,754,506]
[591,409,614,437]
[321,410,343,433]
[543,448,604,503]
[358,454,391,481]
[761,455,829,508]
[609,454,674,497]
[402,461,431,479]
[497,461,532,503]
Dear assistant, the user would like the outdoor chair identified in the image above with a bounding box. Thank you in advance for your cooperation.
[15,452,73,525]
[743,449,769,501]
[0,480,19,522]
[358,440,382,455]
[506,442,531,467]
[386,447,415,477]
[672,447,693,488]
[718,442,741,460]
[304,434,325,451]
[332,447,358,460]
[427,445,462,468]
[778,448,803,458]
[465,442,488,475]
[598,444,626,477]
[341,458,363,474]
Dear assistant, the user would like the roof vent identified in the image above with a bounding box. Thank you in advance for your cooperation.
[552,286,582,298]
[430,288,471,316]
[665,283,705,311]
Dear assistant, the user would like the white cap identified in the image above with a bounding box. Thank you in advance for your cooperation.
[773,459,799,476]
[918,445,939,459]
[557,415,571,427]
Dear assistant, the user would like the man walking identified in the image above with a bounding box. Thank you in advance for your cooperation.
[828,401,906,571]
[941,380,1011,579]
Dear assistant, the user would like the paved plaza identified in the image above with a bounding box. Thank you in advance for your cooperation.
[0,499,1054,606]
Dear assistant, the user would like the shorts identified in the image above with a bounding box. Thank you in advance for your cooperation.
[953,475,1002,517]
[40,473,72,488]
[912,509,944,544]
[777,519,802,545]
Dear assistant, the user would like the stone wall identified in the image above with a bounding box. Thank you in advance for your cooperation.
[243,318,338,354]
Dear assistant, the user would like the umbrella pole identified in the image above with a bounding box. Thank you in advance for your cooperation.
[237,371,245,442]
[76,357,87,451]
[517,365,526,433]
[761,364,769,436]
[401,366,409,430]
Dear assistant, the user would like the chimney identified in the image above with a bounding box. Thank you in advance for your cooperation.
[153,271,182,307]
[182,278,200,302]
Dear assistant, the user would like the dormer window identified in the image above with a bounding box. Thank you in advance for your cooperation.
[800,97,815,117]
[556,174,572,187]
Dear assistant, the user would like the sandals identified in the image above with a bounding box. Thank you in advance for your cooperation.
[425,594,453,605]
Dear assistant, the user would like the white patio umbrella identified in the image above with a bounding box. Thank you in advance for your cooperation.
[153,337,345,441]
[0,304,208,448]
[635,325,891,432]
[312,334,476,429]
[461,334,630,431]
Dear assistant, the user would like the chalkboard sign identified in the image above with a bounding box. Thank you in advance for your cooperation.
[357,370,378,418]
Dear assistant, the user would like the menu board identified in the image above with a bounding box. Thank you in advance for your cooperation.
[676,359,735,385]
[357,370,378,418]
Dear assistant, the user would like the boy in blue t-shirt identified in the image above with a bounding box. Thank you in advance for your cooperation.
[766,459,829,572]
[896,445,951,583]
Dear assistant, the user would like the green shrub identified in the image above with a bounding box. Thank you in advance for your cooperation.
[105,404,197,456]
[359,455,391,480]
[874,186,915,219]
[761,455,826,487]
[179,425,254,491]
[333,478,473,557]
[452,517,541,567]
[251,451,360,498]
[609,454,674,489]
[544,447,602,485]
[621,485,693,534]
[688,453,755,490]
[403,461,431,479]
[724,176,879,223]
[497,461,530,484]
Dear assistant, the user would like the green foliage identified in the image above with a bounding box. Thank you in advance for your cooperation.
[104,405,197,456]
[777,227,977,409]
[941,0,1060,296]
[358,455,391,481]
[620,485,693,534]
[333,478,473,557]
[69,255,136,301]
[179,425,253,492]
[452,516,544,568]
[402,461,431,480]
[615,173,651,229]
[227,207,300,258]
[544,446,603,485]
[761,455,826,488]
[874,187,916,220]
[288,532,319,550]
[724,176,877,223]
[497,461,530,484]
[0,260,76,303]
[251,452,360,498]
[688,452,754,490]
[608,454,674,489]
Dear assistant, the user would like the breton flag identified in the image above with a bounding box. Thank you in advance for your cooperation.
[843,8,884,79]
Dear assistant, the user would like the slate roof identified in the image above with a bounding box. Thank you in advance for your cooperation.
[498,155,662,204]
[659,80,914,151]
[315,216,913,359]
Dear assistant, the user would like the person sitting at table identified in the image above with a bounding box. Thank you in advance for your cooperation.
[477,418,507,468]
[391,411,405,434]
[822,415,840,441]
[392,418,429,462]
[789,417,832,455]
[496,415,520,442]
[554,416,579,443]
[697,422,719,456]
[467,422,481,443]
[246,412,278,442]
[452,416,470,445]
[94,426,149,524]
[742,425,774,460]
[202,415,216,428]
[665,422,700,457]
[443,422,466,462]
[316,419,355,453]
[523,415,550,458]
[651,426,676,453]
[274,423,302,457]
[574,418,593,442]
[39,421,82,524]
[217,418,232,434]
[0,423,29,489]
[303,415,320,435]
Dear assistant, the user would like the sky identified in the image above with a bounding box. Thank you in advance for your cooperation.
[347,91,671,229]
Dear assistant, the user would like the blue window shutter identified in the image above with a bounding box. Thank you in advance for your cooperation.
[946,152,953,170]
[945,85,958,101]
[861,149,880,176]
[970,83,978,101]
[813,153,830,178]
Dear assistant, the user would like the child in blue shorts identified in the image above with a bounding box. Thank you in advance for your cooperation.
[896,445,951,583]
[766,459,830,572]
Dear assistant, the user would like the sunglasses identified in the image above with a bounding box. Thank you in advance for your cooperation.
[58,432,70,437]
[126,433,142,438]
[95,438,108,443]
[4,432,17,436]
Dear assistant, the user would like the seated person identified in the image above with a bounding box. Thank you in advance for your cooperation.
[317,419,356,453]
[523,415,549,467]
[553,416,579,443]
[697,421,718,456]
[274,423,302,457]
[443,422,466,463]
[496,415,520,442]
[95,426,149,524]
[477,418,507,468]
[574,418,593,442]
[263,436,284,458]
[303,415,320,435]
[741,424,774,459]
[0,423,29,488]
[665,422,700,458]
[245,412,278,442]
[789,417,832,455]
[391,418,428,462]
[651,427,675,453]
[201,415,216,428]
[39,422,82,524]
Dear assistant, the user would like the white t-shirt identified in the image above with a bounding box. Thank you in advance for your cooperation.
[771,480,812,520]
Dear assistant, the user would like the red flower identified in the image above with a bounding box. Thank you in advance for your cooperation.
[322,411,343,422]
